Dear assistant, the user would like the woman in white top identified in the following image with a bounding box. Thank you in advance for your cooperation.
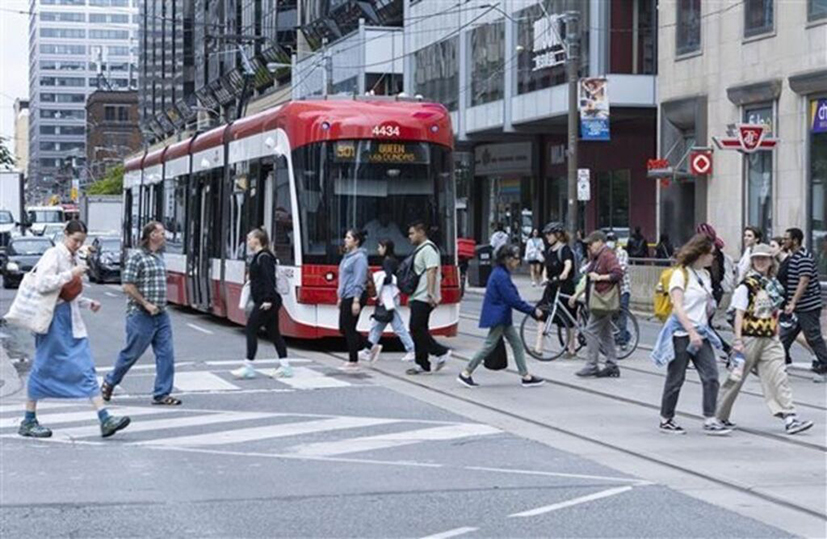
[737,226,763,282]
[659,234,730,435]
[18,220,131,439]
[524,228,545,287]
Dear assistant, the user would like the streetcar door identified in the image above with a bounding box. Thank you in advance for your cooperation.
[187,173,213,311]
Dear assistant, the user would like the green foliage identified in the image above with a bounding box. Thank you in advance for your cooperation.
[87,164,124,195]
[0,136,15,167]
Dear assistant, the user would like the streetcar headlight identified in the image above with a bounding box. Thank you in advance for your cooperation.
[325,272,335,282]
[321,122,331,131]
[430,125,439,133]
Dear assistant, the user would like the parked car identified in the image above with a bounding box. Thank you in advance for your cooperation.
[40,223,66,241]
[87,236,122,283]
[1,237,54,289]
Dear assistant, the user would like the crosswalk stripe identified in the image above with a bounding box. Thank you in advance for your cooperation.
[138,416,399,447]
[57,411,274,439]
[266,366,352,389]
[287,423,501,457]
[0,406,164,430]
[0,401,79,416]
[174,372,240,392]
[204,359,311,366]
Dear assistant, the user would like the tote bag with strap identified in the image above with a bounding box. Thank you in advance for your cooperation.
[3,262,61,334]
[588,281,620,317]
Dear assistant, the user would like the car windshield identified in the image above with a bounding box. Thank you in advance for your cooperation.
[98,239,120,252]
[0,211,12,224]
[28,210,63,223]
[11,240,52,255]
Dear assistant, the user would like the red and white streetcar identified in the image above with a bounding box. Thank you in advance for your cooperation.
[122,98,460,338]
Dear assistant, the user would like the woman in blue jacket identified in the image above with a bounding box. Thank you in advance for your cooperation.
[458,244,545,388]
[338,228,369,371]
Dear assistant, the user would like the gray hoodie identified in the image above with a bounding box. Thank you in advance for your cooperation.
[338,247,368,300]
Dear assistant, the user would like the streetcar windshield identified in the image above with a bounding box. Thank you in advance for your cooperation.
[294,140,456,265]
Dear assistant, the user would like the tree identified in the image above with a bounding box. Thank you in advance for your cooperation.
[87,164,124,195]
[0,136,15,167]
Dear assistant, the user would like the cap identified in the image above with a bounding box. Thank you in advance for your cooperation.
[750,243,774,258]
[584,230,607,245]
[543,222,564,235]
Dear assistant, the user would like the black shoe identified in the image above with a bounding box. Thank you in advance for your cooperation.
[575,366,600,377]
[659,419,686,434]
[457,373,478,388]
[521,376,545,388]
[595,365,620,378]
[811,363,827,375]
[720,419,737,429]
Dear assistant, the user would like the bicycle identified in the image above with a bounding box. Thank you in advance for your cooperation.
[519,284,639,361]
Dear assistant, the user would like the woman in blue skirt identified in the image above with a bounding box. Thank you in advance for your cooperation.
[19,220,131,438]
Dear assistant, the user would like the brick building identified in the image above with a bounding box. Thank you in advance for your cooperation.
[85,90,141,187]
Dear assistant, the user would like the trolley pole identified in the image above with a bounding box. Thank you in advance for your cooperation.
[565,10,580,237]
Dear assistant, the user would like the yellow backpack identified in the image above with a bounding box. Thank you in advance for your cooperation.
[653,266,689,322]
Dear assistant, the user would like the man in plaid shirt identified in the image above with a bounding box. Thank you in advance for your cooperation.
[607,232,632,348]
[102,221,180,406]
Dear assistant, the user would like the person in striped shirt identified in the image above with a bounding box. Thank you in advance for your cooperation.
[779,228,827,376]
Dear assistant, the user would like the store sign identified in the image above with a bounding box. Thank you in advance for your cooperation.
[532,16,565,71]
[577,168,591,201]
[646,158,673,178]
[690,150,713,176]
[579,78,610,141]
[474,142,532,175]
[812,99,827,134]
[713,123,778,153]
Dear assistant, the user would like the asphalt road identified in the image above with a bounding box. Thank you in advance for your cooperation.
[0,279,823,538]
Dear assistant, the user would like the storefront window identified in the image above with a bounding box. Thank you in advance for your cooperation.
[597,170,630,233]
[810,0,827,22]
[413,37,459,111]
[744,104,774,237]
[809,98,827,279]
[486,176,533,245]
[469,20,504,107]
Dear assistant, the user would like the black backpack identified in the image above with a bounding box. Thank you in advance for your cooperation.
[397,242,438,295]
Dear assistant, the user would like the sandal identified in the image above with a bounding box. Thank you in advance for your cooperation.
[152,395,182,406]
[100,381,114,402]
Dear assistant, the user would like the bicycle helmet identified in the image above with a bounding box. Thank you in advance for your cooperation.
[542,222,565,235]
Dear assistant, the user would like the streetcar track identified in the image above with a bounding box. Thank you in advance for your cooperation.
[319,350,826,522]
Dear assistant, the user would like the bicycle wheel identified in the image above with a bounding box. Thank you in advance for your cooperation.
[612,310,640,360]
[521,312,568,361]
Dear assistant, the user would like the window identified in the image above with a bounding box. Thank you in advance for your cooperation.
[163,177,187,254]
[39,44,85,55]
[39,93,85,103]
[40,0,85,5]
[597,170,630,231]
[809,98,827,278]
[413,37,459,111]
[469,21,505,107]
[89,0,129,6]
[118,106,129,122]
[744,0,774,38]
[89,30,129,40]
[40,158,62,168]
[40,12,85,22]
[104,106,116,121]
[676,0,701,55]
[104,105,129,122]
[107,46,130,56]
[40,108,85,119]
[40,60,85,71]
[810,0,827,21]
[273,156,295,265]
[41,28,86,39]
[40,77,85,88]
[744,104,774,235]
[40,125,57,134]
[89,13,129,23]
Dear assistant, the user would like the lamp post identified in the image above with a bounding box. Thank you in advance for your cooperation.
[564,10,580,237]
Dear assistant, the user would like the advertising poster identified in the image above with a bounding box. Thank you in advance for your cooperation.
[579,77,610,141]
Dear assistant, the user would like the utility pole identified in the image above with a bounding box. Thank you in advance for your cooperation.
[564,10,580,237]
[322,38,333,96]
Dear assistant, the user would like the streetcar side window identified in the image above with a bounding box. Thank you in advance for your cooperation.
[164,176,186,254]
[227,160,261,261]
[273,155,294,266]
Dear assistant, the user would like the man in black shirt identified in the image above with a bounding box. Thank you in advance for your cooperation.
[780,228,827,375]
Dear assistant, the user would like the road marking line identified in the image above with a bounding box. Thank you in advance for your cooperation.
[95,362,195,373]
[288,423,500,457]
[0,406,165,430]
[420,527,478,539]
[104,292,118,298]
[174,372,240,392]
[137,416,399,447]
[264,366,352,389]
[465,466,649,485]
[204,359,311,366]
[186,323,214,335]
[106,284,121,291]
[0,401,79,416]
[508,486,634,517]
[57,411,274,439]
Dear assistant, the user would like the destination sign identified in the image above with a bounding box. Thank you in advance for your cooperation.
[333,141,429,165]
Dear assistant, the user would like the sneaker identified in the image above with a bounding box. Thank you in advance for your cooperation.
[659,419,686,434]
[339,362,360,372]
[433,350,452,372]
[100,415,131,438]
[595,365,620,378]
[270,365,294,378]
[703,419,733,436]
[230,364,257,379]
[521,376,545,388]
[368,344,383,364]
[18,420,52,438]
[405,367,429,375]
[457,373,478,388]
[575,366,600,377]
[785,418,814,435]
[720,419,737,430]
[358,348,372,362]
[401,352,416,362]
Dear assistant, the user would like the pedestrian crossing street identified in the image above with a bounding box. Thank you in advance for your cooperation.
[0,401,501,458]
[93,359,371,397]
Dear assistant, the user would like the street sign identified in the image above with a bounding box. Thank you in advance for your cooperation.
[690,150,713,176]
[713,123,778,153]
[577,168,590,201]
[646,158,673,178]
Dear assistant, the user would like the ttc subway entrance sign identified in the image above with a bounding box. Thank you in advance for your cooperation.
[690,150,712,176]
[713,123,778,153]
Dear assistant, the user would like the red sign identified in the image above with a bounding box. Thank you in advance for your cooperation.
[690,150,713,176]
[713,124,778,153]
[647,158,670,170]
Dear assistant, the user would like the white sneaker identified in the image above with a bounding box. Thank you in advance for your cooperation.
[338,362,360,372]
[368,344,383,364]
[358,348,371,362]
[401,352,416,362]
[270,365,294,378]
[433,350,451,372]
[231,364,257,379]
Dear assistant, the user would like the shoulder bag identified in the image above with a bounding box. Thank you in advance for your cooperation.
[3,261,62,334]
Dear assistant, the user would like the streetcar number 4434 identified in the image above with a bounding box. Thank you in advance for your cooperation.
[372,125,400,137]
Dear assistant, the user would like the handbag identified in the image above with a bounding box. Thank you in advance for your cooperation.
[59,275,83,302]
[483,337,508,370]
[239,281,252,310]
[3,263,61,334]
[372,304,394,323]
[588,281,620,316]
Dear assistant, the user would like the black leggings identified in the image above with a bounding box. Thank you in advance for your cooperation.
[246,303,287,360]
[339,298,366,363]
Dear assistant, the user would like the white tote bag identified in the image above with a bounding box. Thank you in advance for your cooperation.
[3,264,61,334]
[238,281,252,311]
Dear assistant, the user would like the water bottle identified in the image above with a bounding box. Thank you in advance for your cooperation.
[730,351,746,382]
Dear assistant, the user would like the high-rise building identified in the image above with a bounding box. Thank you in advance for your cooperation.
[28,0,139,200]
[13,99,30,176]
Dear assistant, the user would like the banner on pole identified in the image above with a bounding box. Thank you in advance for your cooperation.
[579,77,610,141]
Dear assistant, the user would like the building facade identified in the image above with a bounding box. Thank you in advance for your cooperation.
[657,0,827,272]
[28,0,139,201]
[85,90,141,185]
[13,99,30,177]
